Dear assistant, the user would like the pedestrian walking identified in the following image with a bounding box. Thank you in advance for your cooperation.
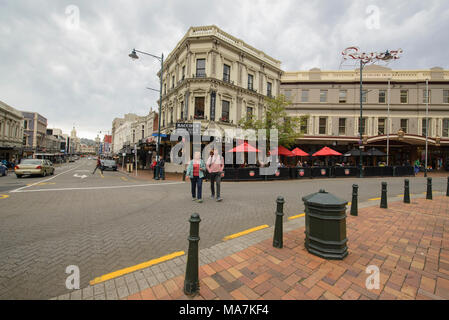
[186,151,206,203]
[207,148,224,202]
[92,156,103,175]
[414,159,420,175]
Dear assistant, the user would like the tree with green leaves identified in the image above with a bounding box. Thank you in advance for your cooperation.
[238,94,309,148]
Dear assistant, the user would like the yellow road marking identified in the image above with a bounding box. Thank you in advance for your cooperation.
[348,202,351,206]
[369,197,381,201]
[223,225,269,241]
[0,194,9,200]
[100,173,104,178]
[121,177,128,182]
[288,213,305,221]
[89,251,185,285]
[397,194,404,197]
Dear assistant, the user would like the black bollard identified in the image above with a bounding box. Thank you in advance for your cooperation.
[447,177,449,197]
[426,177,432,200]
[184,213,201,296]
[182,170,186,182]
[350,184,358,216]
[380,182,388,209]
[273,196,285,248]
[404,179,410,204]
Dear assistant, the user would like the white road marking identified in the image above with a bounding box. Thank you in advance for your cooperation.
[73,173,88,179]
[11,182,185,193]
[10,164,83,193]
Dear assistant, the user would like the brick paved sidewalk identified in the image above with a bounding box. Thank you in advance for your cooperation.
[124,196,449,300]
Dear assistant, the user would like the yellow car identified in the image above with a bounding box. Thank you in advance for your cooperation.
[15,159,55,178]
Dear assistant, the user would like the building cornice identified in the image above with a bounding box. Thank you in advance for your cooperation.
[282,68,449,83]
[163,25,282,73]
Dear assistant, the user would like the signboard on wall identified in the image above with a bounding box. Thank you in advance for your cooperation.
[175,122,201,136]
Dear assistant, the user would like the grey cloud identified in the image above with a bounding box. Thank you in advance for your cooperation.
[0,0,448,138]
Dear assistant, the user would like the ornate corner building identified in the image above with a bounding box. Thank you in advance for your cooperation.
[158,25,283,138]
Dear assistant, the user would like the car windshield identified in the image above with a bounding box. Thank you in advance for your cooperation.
[104,160,116,165]
[20,159,42,165]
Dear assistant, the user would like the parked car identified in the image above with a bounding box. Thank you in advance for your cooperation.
[0,164,8,176]
[101,160,117,171]
[15,159,55,178]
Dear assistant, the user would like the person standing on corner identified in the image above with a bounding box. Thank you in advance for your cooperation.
[207,148,224,202]
[186,151,206,203]
[158,156,165,180]
[92,156,103,175]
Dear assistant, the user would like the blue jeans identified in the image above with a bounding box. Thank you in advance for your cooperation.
[159,167,165,180]
[191,176,203,199]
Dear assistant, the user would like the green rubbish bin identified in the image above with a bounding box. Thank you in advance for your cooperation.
[302,189,348,260]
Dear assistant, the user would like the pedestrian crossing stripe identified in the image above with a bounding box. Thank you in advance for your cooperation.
[89,251,185,285]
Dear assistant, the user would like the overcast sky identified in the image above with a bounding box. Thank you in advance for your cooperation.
[1,0,448,139]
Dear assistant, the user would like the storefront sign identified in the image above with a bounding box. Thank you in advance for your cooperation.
[175,122,201,136]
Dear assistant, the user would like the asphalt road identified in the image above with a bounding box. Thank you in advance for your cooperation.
[0,159,447,299]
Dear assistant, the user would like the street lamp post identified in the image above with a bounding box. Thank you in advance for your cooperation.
[425,79,429,178]
[341,47,403,178]
[387,78,391,166]
[359,59,365,178]
[129,48,164,179]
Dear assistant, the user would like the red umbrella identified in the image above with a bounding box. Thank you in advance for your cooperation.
[312,147,342,157]
[292,148,309,157]
[269,146,295,157]
[227,141,261,153]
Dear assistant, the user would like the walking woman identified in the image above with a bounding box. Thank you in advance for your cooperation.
[186,151,206,203]
[206,148,224,202]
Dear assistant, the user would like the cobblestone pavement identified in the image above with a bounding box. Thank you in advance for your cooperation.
[116,196,449,301]
[1,158,448,299]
